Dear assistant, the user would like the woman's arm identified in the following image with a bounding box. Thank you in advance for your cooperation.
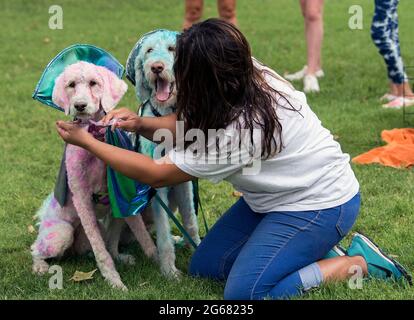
[55,121,193,188]
[101,107,177,142]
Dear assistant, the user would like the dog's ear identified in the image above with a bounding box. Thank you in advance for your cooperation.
[134,57,150,102]
[52,73,70,115]
[97,66,128,113]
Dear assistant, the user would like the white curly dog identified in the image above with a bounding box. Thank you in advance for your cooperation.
[31,61,157,290]
[125,30,202,279]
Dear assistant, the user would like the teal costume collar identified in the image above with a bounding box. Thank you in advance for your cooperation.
[32,44,124,112]
[125,29,180,86]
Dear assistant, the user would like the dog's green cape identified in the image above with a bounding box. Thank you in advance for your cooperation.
[32,44,125,112]
[106,129,156,218]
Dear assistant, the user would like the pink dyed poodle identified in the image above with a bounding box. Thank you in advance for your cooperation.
[31,61,157,290]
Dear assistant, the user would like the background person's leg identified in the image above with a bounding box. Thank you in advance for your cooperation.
[217,0,237,26]
[389,0,413,97]
[371,0,405,85]
[303,0,324,75]
[189,198,263,280]
[372,0,413,106]
[183,0,204,30]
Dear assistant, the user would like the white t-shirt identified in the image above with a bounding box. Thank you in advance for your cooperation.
[167,62,359,213]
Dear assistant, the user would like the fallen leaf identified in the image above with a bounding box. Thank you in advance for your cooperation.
[70,269,97,282]
[28,225,35,234]
[43,37,50,44]
[232,191,243,197]
[389,254,399,259]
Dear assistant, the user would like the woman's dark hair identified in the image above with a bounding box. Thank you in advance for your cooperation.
[174,18,297,158]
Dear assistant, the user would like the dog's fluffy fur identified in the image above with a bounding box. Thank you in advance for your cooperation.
[31,61,157,290]
[132,30,201,278]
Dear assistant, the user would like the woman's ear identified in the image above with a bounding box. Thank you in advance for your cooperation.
[52,73,70,115]
[97,66,128,113]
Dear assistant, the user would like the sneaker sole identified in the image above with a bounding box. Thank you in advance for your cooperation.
[354,232,412,285]
[333,245,347,256]
[382,99,414,109]
[382,104,403,109]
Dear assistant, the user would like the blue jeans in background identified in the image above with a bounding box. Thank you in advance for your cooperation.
[189,193,361,300]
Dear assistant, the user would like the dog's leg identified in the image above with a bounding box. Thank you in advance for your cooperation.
[173,183,201,248]
[125,215,158,261]
[31,220,75,274]
[105,217,136,266]
[31,195,76,274]
[72,224,91,255]
[152,187,182,279]
[72,220,106,256]
[72,195,127,290]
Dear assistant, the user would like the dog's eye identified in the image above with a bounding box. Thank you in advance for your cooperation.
[168,46,175,52]
[89,80,97,87]
[146,48,153,53]
[68,82,76,88]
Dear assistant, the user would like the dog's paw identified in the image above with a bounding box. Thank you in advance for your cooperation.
[185,236,201,250]
[161,264,183,280]
[106,274,128,291]
[144,245,158,262]
[151,252,160,264]
[109,279,128,291]
[116,254,136,266]
[172,235,183,244]
[32,259,49,275]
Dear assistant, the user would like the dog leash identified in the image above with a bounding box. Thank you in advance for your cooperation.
[193,179,209,233]
[138,101,209,247]
[154,193,198,249]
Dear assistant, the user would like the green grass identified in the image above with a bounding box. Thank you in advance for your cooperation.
[1,0,414,299]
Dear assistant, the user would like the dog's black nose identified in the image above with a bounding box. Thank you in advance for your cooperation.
[74,103,87,112]
[151,62,164,74]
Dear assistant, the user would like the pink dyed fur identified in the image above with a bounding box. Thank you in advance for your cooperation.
[31,61,157,290]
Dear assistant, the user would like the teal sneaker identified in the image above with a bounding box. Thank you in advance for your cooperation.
[347,233,412,284]
[323,245,347,259]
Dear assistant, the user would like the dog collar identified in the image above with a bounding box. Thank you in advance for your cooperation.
[141,99,176,117]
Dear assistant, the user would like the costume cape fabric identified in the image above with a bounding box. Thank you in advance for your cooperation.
[33,44,155,218]
[33,44,125,112]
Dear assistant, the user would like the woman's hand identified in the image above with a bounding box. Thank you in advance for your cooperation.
[102,107,141,132]
[56,120,95,149]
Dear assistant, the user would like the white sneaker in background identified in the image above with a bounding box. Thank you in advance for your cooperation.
[284,65,325,81]
[303,74,320,93]
[382,96,414,109]
[380,93,398,102]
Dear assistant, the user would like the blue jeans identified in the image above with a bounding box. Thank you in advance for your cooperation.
[189,193,361,300]
[371,0,406,84]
